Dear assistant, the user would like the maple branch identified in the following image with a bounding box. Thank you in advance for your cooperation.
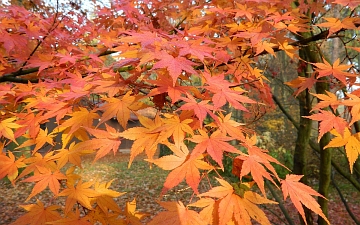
[0,48,118,83]
[3,21,359,84]
[272,94,299,130]
[169,16,188,34]
[0,76,39,83]
[15,0,62,76]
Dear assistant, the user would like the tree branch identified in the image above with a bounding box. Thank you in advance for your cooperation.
[332,172,360,225]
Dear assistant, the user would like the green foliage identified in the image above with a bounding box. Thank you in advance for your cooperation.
[268,146,293,179]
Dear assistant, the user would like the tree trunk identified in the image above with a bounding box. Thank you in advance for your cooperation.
[315,70,332,225]
[301,31,331,225]
[293,48,314,225]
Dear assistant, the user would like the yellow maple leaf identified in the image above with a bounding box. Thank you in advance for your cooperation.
[325,128,360,173]
[255,41,277,57]
[58,107,99,136]
[94,180,124,214]
[119,114,163,166]
[125,199,148,225]
[0,117,23,144]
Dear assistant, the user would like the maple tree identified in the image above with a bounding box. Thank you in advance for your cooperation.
[0,0,359,224]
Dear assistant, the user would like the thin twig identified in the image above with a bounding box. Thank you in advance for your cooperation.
[331,172,360,225]
[265,180,295,225]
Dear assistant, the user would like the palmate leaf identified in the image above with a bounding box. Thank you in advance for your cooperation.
[153,113,194,149]
[189,129,241,169]
[313,58,353,85]
[148,201,204,225]
[0,117,23,144]
[98,91,144,129]
[202,72,255,110]
[0,151,26,183]
[152,51,198,86]
[10,200,61,225]
[304,110,348,141]
[281,175,330,225]
[94,180,124,214]
[119,114,163,166]
[22,167,67,201]
[147,73,192,104]
[179,93,218,127]
[58,108,99,136]
[73,125,122,162]
[124,199,148,225]
[325,128,360,173]
[45,208,92,225]
[149,142,212,194]
[198,178,276,225]
[58,180,99,213]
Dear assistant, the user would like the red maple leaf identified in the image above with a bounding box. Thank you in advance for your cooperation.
[178,93,218,127]
[152,51,197,85]
[189,129,241,169]
[305,110,348,141]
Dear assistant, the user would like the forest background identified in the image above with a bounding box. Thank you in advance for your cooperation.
[0,0,360,224]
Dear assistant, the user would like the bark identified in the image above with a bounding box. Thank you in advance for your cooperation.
[293,48,314,225]
[315,75,332,225]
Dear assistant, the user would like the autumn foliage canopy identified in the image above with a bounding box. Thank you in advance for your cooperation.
[0,0,359,224]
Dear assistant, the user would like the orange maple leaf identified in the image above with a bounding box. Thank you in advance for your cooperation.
[317,17,357,37]
[255,41,277,56]
[149,142,212,194]
[203,72,255,111]
[147,73,192,104]
[179,93,218,127]
[73,124,122,162]
[45,208,91,225]
[281,174,330,225]
[22,167,67,201]
[278,40,297,59]
[154,113,194,149]
[304,110,348,141]
[98,91,144,129]
[51,142,94,169]
[214,112,247,142]
[311,91,340,111]
[152,51,197,86]
[0,151,26,183]
[58,180,99,213]
[16,128,55,154]
[285,74,317,97]
[313,58,352,85]
[188,198,216,224]
[119,114,163,166]
[342,93,360,126]
[10,200,61,225]
[198,178,276,225]
[189,129,241,169]
[58,107,99,136]
[148,201,204,225]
